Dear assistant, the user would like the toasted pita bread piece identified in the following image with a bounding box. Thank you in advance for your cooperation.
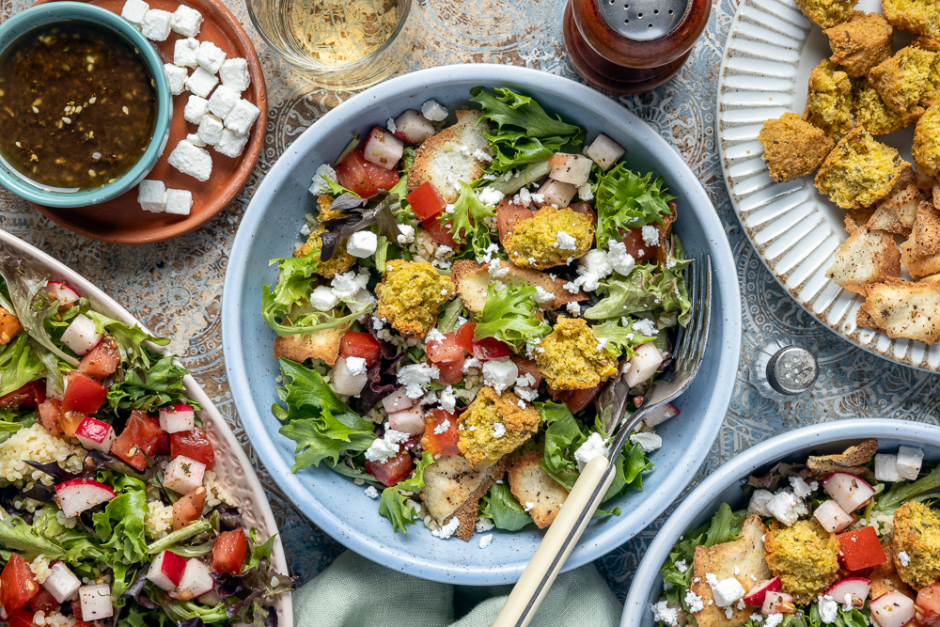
[506,451,568,529]
[419,455,506,541]
[862,278,940,344]
[272,327,343,366]
[690,516,772,627]
[913,200,940,255]
[871,536,915,600]
[407,110,491,204]
[845,207,877,234]
[451,259,587,312]
[807,439,879,475]
[934,183,940,209]
[827,228,901,295]
[856,307,883,333]
[868,185,921,236]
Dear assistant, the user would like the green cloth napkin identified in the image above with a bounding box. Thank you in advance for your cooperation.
[293,550,623,627]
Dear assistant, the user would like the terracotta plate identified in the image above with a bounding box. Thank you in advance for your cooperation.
[31,0,267,244]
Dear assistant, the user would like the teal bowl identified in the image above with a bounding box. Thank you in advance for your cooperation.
[0,2,172,208]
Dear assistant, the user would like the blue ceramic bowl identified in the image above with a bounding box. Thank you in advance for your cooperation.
[0,2,171,207]
[221,65,742,585]
[620,419,940,627]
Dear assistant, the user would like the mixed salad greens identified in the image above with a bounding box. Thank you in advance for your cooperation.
[263,87,692,541]
[655,440,940,627]
[0,256,292,627]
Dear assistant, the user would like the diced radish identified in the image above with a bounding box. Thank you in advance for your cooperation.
[42,562,81,603]
[643,402,679,428]
[146,551,187,592]
[870,591,916,627]
[78,584,112,620]
[826,577,871,610]
[164,455,207,495]
[382,388,416,414]
[822,472,876,513]
[176,559,214,602]
[46,281,80,308]
[387,406,425,435]
[743,578,782,607]
[60,314,101,356]
[330,356,369,397]
[762,591,795,616]
[363,127,404,171]
[916,583,940,627]
[393,110,435,144]
[55,479,115,518]
[815,499,855,533]
[74,418,115,453]
[45,375,68,402]
[583,134,626,170]
[623,343,664,388]
[536,179,577,208]
[549,153,593,187]
[158,404,195,434]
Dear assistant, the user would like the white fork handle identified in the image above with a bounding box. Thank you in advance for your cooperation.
[492,455,617,627]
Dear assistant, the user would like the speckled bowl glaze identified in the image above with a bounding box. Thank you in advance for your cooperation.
[0,2,172,208]
[620,419,940,627]
[0,228,291,626]
[221,64,742,585]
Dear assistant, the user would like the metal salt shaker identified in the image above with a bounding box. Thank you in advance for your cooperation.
[748,337,819,402]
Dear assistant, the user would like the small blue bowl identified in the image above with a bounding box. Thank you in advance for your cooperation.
[0,2,171,208]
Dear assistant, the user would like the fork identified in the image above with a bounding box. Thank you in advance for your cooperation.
[492,254,713,627]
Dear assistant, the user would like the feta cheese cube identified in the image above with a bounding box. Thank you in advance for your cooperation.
[748,489,774,517]
[207,85,240,119]
[197,114,224,146]
[183,95,209,124]
[185,132,206,148]
[482,359,519,394]
[219,58,251,93]
[767,491,804,526]
[167,140,213,182]
[874,454,901,482]
[223,99,260,136]
[163,63,188,96]
[196,41,226,74]
[347,231,378,258]
[170,5,203,37]
[706,574,745,607]
[214,128,248,158]
[121,0,150,27]
[137,180,166,213]
[141,9,172,40]
[165,189,193,215]
[396,224,415,245]
[174,38,200,68]
[897,446,924,481]
[184,67,218,99]
[420,99,448,122]
[310,285,339,311]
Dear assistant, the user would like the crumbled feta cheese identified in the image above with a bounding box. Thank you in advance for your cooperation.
[482,359,519,394]
[563,281,579,294]
[897,446,924,480]
[675,559,688,573]
[364,486,379,499]
[685,590,705,613]
[345,356,367,377]
[493,424,506,438]
[433,419,451,435]
[555,231,577,250]
[574,249,613,292]
[898,550,910,567]
[633,318,658,337]
[523,501,534,511]
[478,187,504,206]
[331,268,370,300]
[817,595,838,624]
[386,117,397,134]
[440,387,457,413]
[788,476,817,498]
[630,431,663,453]
[641,225,660,247]
[475,243,501,264]
[396,224,415,245]
[420,100,448,122]
[476,517,494,533]
[488,259,510,278]
[445,204,455,214]
[309,163,338,195]
[372,316,385,331]
[875,454,902,482]
[767,491,805,526]
[765,614,784,627]
[364,428,410,463]
[478,533,494,549]
[606,241,636,276]
[651,601,680,627]
[346,231,378,258]
[574,432,608,471]
[533,285,555,305]
[472,149,493,163]
[840,593,854,612]
[397,363,440,398]
[425,328,446,346]
[431,517,460,539]
[578,182,594,201]
[566,302,580,315]
[748,490,774,517]
[706,574,745,607]
[463,357,482,373]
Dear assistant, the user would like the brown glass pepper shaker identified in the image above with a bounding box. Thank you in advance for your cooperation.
[563,0,711,96]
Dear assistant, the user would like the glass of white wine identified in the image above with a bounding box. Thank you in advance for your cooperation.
[246,0,420,89]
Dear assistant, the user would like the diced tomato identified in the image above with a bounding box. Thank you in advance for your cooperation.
[455,322,476,354]
[212,530,248,575]
[918,583,940,626]
[548,384,603,413]
[27,589,58,613]
[71,600,82,621]
[617,227,658,262]
[433,358,464,386]
[9,610,39,627]
[471,336,511,360]
[112,411,165,471]
[364,451,413,487]
[0,381,46,410]
[170,427,215,469]
[334,149,400,198]
[61,372,106,414]
[156,431,170,456]
[420,409,460,457]
[37,400,62,435]
[837,527,887,570]
[58,411,85,438]
[406,182,447,221]
[340,331,381,366]
[1,554,39,613]
[77,337,120,381]
[173,487,206,531]
[512,357,543,389]
[426,332,464,363]
[421,215,458,248]
[496,200,533,243]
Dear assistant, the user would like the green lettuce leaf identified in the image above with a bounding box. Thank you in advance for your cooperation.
[446,182,496,257]
[590,318,657,360]
[91,475,149,571]
[474,282,551,351]
[83,311,170,371]
[480,482,533,531]
[0,515,66,561]
[378,451,435,532]
[0,333,45,397]
[106,354,198,413]
[538,401,585,491]
[317,174,358,198]
[262,288,367,337]
[595,165,675,250]
[875,462,940,514]
[261,246,321,329]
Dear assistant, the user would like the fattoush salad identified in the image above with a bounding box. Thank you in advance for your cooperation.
[0,258,292,627]
[653,440,940,627]
[263,87,693,544]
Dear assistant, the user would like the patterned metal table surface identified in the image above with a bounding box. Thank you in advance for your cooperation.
[2,0,939,604]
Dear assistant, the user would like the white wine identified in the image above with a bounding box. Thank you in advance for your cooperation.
[284,0,400,66]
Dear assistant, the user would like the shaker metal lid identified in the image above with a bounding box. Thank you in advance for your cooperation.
[766,346,819,396]
[597,0,689,42]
